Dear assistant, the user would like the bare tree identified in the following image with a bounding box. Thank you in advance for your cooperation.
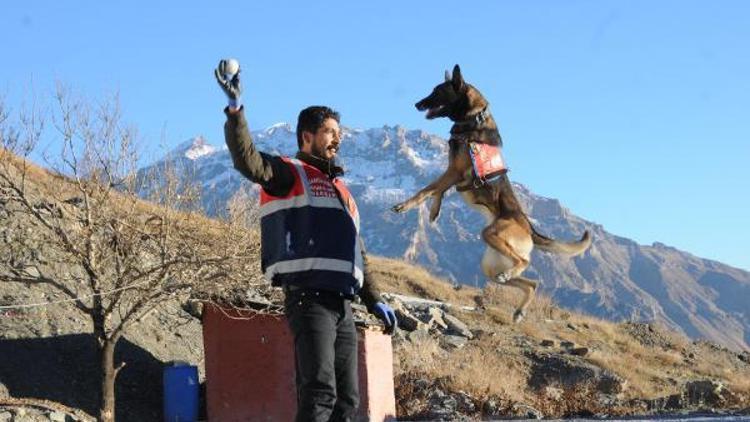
[226,181,262,228]
[0,87,260,421]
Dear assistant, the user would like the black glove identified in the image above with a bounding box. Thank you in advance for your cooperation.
[214,59,242,109]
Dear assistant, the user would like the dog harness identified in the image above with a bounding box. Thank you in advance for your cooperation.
[450,106,508,191]
[469,142,507,184]
[259,157,363,295]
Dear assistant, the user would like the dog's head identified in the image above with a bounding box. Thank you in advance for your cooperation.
[415,65,487,122]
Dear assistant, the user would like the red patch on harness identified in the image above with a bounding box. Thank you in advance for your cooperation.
[469,143,507,181]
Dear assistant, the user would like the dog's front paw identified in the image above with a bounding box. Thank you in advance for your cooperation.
[391,203,407,213]
[429,207,441,223]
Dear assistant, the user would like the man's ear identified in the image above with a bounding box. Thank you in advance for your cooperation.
[452,64,465,91]
[301,131,313,148]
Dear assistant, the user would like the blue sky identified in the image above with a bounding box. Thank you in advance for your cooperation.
[2,2,749,270]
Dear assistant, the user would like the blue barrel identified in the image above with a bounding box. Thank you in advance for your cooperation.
[163,362,199,422]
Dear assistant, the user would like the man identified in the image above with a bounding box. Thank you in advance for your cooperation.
[215,59,397,422]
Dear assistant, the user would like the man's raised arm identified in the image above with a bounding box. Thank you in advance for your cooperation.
[215,59,293,196]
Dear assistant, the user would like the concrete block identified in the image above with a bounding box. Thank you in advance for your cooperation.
[203,305,396,421]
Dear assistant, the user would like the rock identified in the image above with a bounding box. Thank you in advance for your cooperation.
[540,339,555,347]
[22,265,41,278]
[528,352,626,395]
[560,341,575,349]
[623,322,678,350]
[442,313,473,339]
[636,393,684,411]
[63,196,84,207]
[570,347,589,356]
[244,289,273,306]
[471,329,492,340]
[395,307,424,332]
[512,403,543,419]
[596,393,621,409]
[391,327,408,344]
[664,393,684,409]
[49,411,68,421]
[543,386,563,400]
[182,300,204,319]
[454,391,476,413]
[599,374,628,395]
[512,335,537,349]
[423,388,478,421]
[441,335,468,350]
[0,411,11,422]
[408,329,432,344]
[566,323,578,331]
[685,379,725,406]
[426,307,448,330]
[482,398,500,416]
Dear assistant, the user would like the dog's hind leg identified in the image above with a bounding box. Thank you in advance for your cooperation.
[504,276,538,323]
[481,220,535,323]
[480,221,530,282]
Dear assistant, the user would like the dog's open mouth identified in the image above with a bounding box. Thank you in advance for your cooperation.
[425,105,445,119]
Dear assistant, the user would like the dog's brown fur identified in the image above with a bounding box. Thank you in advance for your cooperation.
[393,65,591,322]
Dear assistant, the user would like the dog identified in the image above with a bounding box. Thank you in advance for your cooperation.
[392,65,592,322]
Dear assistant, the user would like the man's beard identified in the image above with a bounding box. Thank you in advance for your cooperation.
[312,144,334,160]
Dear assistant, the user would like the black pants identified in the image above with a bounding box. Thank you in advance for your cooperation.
[284,289,359,422]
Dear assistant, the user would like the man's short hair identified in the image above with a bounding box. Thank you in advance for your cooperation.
[296,106,340,149]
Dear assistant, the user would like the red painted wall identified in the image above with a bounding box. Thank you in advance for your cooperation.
[202,305,396,421]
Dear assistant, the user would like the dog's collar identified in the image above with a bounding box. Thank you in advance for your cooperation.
[449,106,502,146]
[453,107,490,131]
[471,107,490,127]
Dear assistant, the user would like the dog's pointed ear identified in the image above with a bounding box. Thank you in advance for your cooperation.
[452,64,465,91]
[445,70,451,82]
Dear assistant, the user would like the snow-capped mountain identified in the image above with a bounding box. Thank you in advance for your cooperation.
[137,125,750,351]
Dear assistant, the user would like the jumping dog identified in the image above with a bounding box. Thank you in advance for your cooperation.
[392,65,592,322]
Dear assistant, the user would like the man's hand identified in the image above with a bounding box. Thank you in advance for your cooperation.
[214,59,242,109]
[373,302,398,335]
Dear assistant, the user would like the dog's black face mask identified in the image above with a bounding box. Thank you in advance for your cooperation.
[415,64,468,121]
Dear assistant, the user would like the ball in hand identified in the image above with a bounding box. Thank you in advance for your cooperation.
[223,58,240,77]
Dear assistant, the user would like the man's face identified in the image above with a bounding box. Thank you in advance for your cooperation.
[302,118,342,160]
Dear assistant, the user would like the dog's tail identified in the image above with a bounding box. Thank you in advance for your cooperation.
[531,225,592,257]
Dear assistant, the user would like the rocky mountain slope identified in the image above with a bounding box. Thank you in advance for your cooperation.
[1,155,749,420]
[137,125,750,351]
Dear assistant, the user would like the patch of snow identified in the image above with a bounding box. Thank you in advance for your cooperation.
[359,187,408,203]
[265,122,293,135]
[184,137,217,160]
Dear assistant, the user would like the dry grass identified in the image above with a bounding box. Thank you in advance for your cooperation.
[2,148,254,240]
[369,257,477,306]
[524,292,558,321]
[375,256,750,413]
[395,335,530,403]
